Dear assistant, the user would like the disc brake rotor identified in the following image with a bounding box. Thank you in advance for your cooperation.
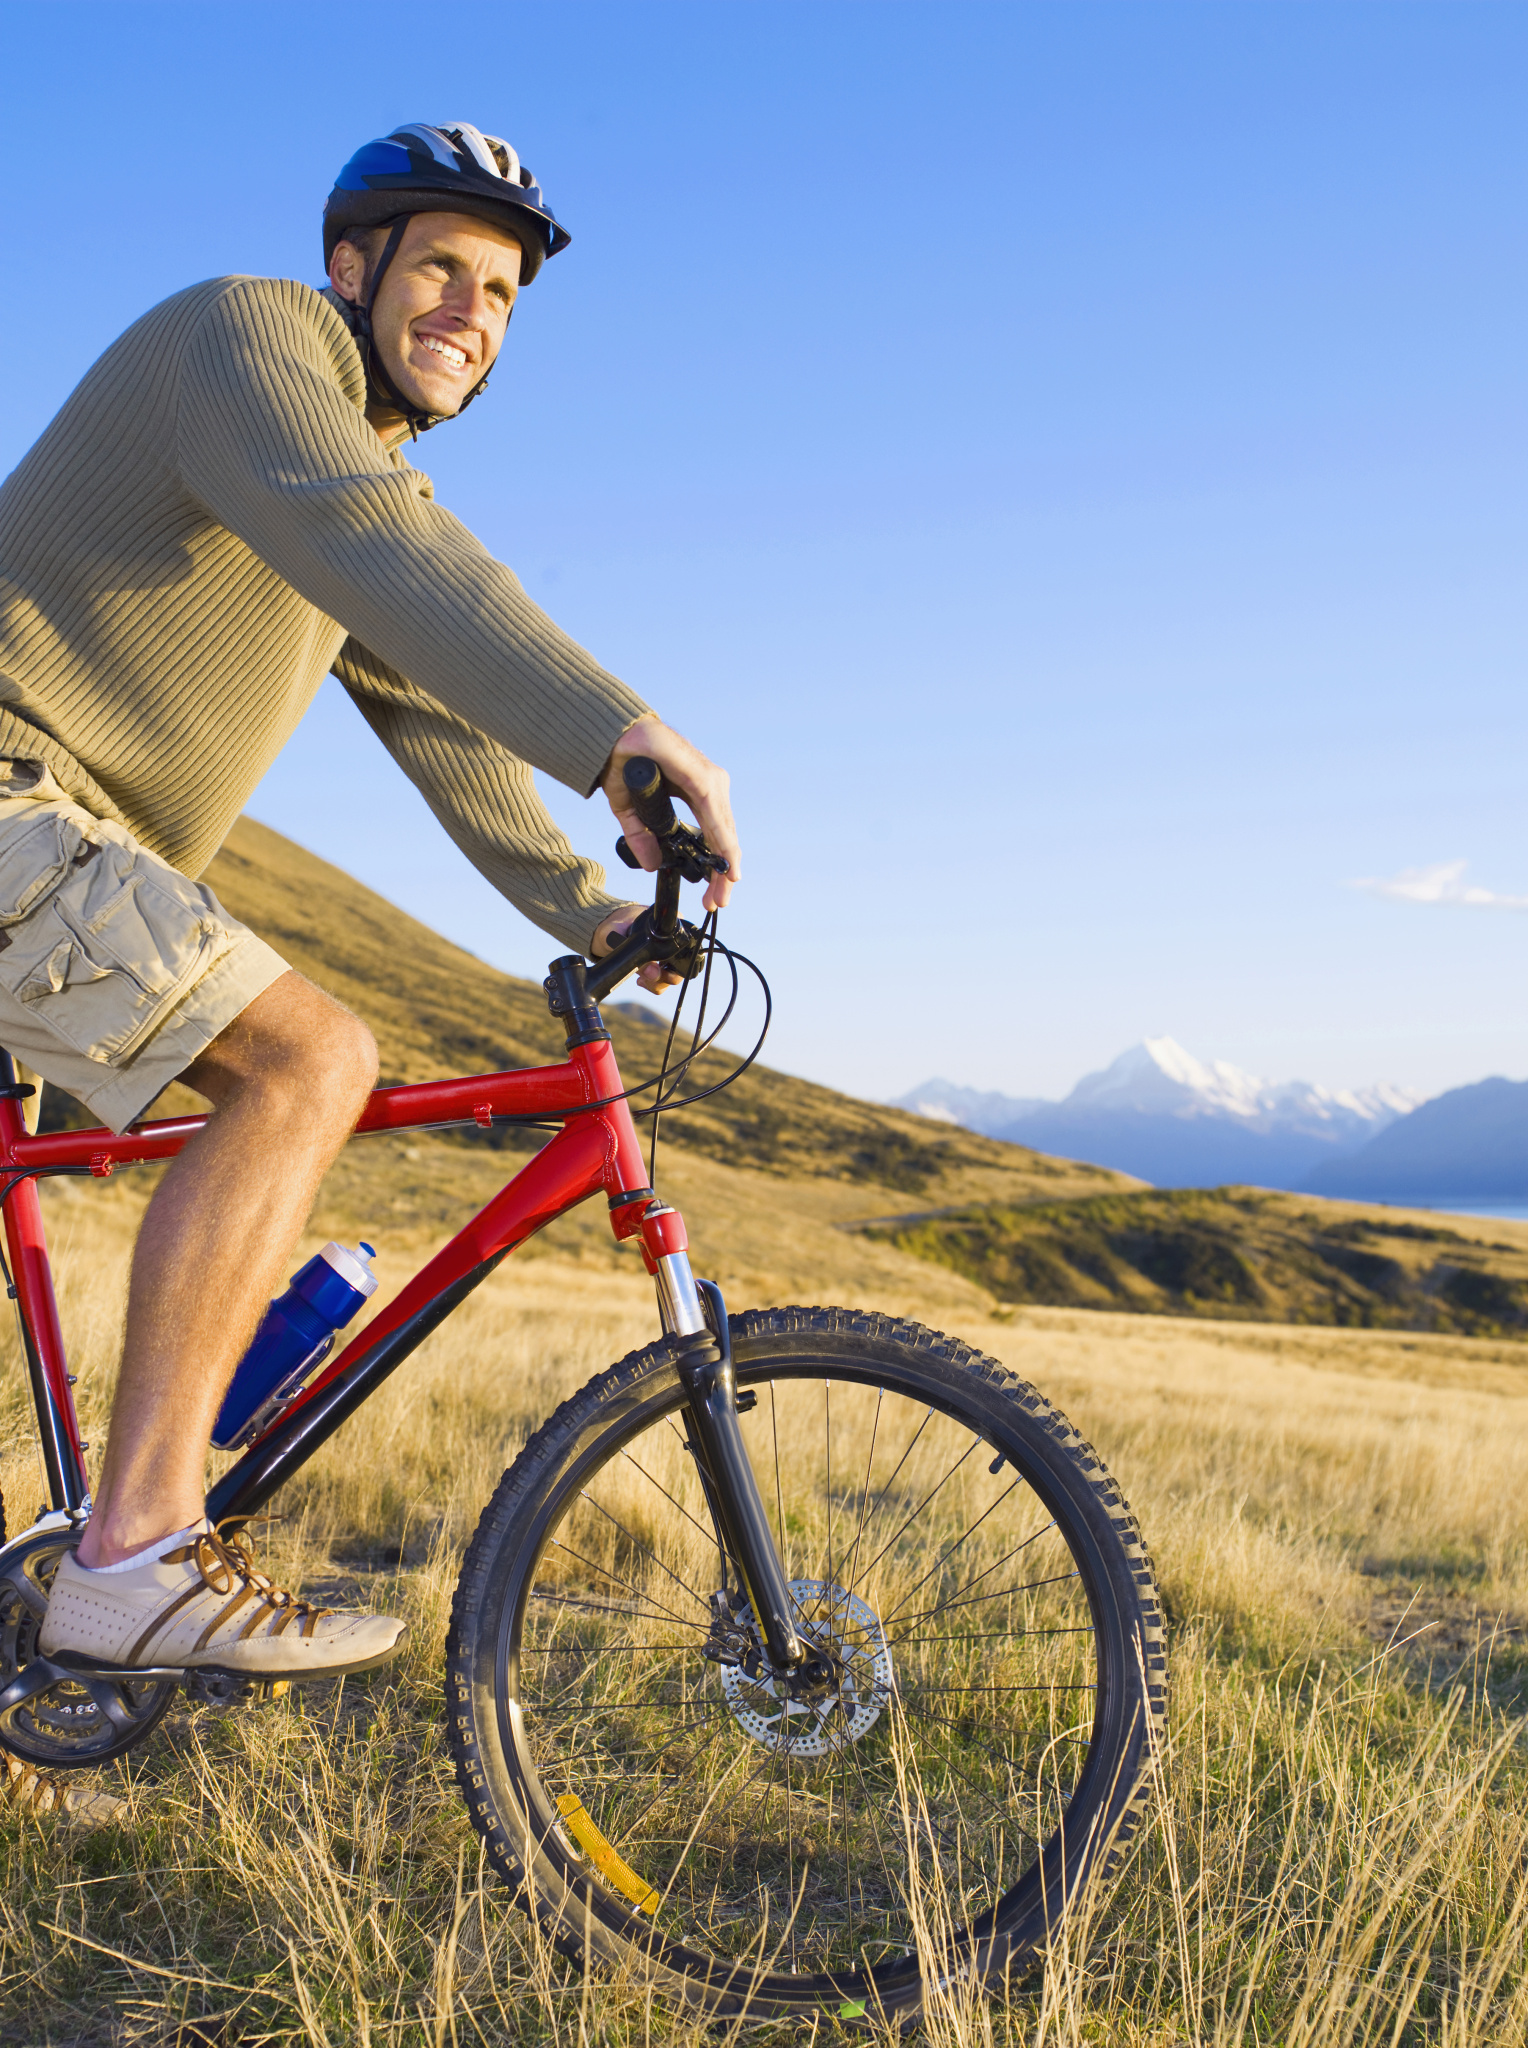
[720,1577,893,1760]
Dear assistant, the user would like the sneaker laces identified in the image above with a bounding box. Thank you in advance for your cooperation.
[127,1525,334,1662]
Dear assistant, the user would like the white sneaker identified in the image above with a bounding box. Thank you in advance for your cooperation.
[38,1524,405,1681]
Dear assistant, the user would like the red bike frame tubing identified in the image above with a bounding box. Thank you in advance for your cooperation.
[0,1035,688,1526]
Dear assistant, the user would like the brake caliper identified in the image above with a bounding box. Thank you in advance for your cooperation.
[699,1586,762,1678]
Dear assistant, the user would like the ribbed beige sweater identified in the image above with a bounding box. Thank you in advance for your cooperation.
[0,276,651,954]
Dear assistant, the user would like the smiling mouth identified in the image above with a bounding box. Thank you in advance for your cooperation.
[418,333,471,373]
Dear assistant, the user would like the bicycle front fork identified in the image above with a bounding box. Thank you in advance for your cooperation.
[650,1238,806,1672]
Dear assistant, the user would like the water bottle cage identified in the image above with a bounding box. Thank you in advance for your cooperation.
[224,1333,336,1448]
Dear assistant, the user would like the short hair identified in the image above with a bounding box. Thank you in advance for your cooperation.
[333,222,389,287]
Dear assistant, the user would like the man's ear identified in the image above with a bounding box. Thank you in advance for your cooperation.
[328,239,367,304]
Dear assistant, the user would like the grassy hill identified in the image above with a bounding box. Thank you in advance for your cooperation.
[195,818,1132,1210]
[863,1185,1528,1338]
[37,818,1528,1338]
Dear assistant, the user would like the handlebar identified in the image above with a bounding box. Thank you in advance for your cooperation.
[577,757,726,1003]
[614,758,730,888]
[622,756,678,842]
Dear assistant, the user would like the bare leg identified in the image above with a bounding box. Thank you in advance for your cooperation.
[76,973,378,1567]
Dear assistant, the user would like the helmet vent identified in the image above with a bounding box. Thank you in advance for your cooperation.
[482,132,525,185]
[441,122,521,185]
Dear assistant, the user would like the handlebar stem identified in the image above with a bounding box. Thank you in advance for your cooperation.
[543,956,611,1049]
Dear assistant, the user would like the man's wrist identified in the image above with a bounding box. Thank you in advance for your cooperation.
[591,713,663,797]
[591,904,647,957]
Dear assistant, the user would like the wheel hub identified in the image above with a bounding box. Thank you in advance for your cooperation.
[720,1578,892,1759]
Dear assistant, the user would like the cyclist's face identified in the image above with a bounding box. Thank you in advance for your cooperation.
[331,212,522,421]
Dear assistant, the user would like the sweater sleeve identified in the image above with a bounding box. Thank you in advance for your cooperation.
[334,637,642,957]
[173,277,650,798]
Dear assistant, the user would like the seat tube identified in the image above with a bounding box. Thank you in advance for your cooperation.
[0,1082,89,1516]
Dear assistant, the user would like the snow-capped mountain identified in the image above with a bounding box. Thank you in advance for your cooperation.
[894,1040,1422,1190]
[897,1082,1047,1130]
[1064,1039,1417,1140]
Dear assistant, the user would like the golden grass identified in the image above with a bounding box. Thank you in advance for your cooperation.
[3,1152,1528,2044]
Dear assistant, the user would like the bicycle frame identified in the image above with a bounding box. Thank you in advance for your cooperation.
[0,909,809,1679]
[0,1033,678,1529]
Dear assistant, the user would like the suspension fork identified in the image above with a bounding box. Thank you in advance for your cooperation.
[648,1224,805,1671]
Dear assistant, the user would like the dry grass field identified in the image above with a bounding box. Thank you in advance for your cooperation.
[1,825,1526,2043]
[3,1151,1527,2046]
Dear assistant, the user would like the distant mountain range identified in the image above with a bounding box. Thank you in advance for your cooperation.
[1305,1077,1528,1200]
[896,1039,1422,1190]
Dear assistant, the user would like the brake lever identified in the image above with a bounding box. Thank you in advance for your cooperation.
[615,825,729,888]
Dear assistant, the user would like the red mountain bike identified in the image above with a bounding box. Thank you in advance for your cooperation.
[0,764,1165,2027]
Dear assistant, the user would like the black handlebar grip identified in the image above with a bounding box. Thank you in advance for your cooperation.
[622,756,677,840]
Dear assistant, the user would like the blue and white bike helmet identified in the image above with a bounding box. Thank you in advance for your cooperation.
[322,121,570,430]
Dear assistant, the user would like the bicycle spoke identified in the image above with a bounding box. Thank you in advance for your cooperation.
[578,1490,714,1615]
[841,1385,885,1600]
[884,1626,1092,1648]
[519,1640,702,1655]
[893,1682,1096,1697]
[874,1477,1021,1631]
[851,1435,981,1593]
[889,1560,1079,1633]
[545,1537,706,1633]
[494,1348,1146,1991]
[848,1405,933,1555]
[618,1448,723,1553]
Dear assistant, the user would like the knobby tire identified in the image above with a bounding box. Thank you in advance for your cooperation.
[445,1306,1167,2026]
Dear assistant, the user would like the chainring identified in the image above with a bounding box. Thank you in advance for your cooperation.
[0,1525,176,1768]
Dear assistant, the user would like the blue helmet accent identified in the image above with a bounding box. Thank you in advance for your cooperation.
[322,121,570,282]
[333,140,414,191]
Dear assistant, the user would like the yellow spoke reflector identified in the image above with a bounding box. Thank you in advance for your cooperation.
[557,1794,659,1916]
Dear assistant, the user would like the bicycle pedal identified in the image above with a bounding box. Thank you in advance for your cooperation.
[183,1670,292,1708]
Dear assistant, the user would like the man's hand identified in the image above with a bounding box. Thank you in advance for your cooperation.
[592,906,684,993]
[600,715,738,913]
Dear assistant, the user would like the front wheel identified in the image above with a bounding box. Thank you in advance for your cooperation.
[446,1308,1166,2026]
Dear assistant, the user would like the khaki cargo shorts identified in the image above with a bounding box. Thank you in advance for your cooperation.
[0,762,289,1133]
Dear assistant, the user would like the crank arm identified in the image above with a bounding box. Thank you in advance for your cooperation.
[0,1654,180,1742]
[679,1280,804,1672]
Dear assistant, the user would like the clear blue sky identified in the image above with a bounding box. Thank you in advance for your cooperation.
[2,2,1523,1103]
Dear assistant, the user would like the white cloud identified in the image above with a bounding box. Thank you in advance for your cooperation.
[1350,859,1528,911]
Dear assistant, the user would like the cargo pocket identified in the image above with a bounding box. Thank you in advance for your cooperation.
[0,807,87,925]
[0,835,228,1067]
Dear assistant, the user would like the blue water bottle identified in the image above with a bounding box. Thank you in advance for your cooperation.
[211,1241,379,1449]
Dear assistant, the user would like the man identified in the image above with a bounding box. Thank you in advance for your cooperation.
[0,121,737,1682]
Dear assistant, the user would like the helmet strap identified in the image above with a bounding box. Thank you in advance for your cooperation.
[356,218,436,438]
[453,299,509,419]
[347,213,504,436]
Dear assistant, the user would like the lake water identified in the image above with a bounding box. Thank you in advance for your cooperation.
[1366,1197,1528,1225]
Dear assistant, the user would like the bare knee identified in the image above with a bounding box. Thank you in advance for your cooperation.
[300,1004,378,1118]
[187,974,378,1124]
